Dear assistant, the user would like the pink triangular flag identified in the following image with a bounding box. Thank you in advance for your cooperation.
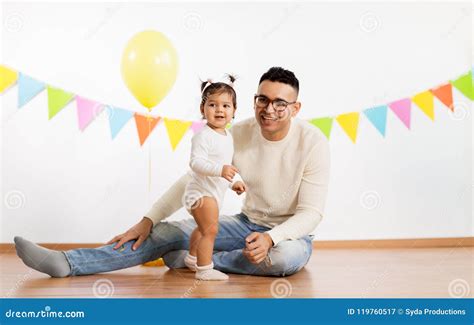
[190,121,205,134]
[388,98,411,129]
[76,96,104,131]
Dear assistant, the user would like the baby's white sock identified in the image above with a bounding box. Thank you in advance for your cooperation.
[195,262,229,281]
[184,253,197,272]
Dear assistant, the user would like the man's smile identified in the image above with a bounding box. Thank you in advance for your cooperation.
[260,114,278,123]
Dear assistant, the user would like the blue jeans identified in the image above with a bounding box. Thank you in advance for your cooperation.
[64,213,313,277]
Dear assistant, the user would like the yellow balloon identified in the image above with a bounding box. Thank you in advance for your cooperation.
[121,30,178,111]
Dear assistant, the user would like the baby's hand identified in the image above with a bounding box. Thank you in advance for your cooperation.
[232,181,246,195]
[221,165,238,182]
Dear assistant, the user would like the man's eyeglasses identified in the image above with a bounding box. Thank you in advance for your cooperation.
[254,95,296,113]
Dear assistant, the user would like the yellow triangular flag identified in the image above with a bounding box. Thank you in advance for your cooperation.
[336,112,359,143]
[164,118,192,150]
[0,65,18,93]
[412,90,434,121]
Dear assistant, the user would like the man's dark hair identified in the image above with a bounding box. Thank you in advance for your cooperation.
[259,67,299,94]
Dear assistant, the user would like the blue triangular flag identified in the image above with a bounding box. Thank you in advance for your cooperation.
[18,73,45,108]
[364,105,387,137]
[107,106,134,139]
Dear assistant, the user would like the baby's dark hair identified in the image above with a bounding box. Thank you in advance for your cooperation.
[200,74,237,110]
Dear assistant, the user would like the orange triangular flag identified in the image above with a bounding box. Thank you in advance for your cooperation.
[430,83,453,111]
[134,113,161,146]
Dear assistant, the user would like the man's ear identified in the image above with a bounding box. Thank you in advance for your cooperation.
[291,102,301,117]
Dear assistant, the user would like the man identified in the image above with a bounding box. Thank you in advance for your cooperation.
[14,67,330,277]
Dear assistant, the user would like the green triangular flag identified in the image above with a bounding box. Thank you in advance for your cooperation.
[309,117,333,139]
[451,71,473,100]
[47,86,75,120]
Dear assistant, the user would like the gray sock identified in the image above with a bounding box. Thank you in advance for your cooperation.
[14,236,71,278]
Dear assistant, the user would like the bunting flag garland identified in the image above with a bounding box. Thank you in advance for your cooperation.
[451,70,473,100]
[0,64,472,147]
[190,120,205,134]
[336,112,359,143]
[134,113,161,146]
[309,117,333,139]
[76,96,104,131]
[363,105,388,137]
[47,86,75,120]
[18,73,45,108]
[108,106,134,140]
[0,65,18,93]
[388,98,411,129]
[163,118,192,150]
[430,83,453,111]
[412,90,435,121]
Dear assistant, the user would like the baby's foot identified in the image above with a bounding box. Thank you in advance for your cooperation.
[195,262,228,281]
[184,252,197,272]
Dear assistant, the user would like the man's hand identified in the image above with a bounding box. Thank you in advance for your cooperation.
[106,217,153,251]
[221,165,238,182]
[231,181,246,195]
[243,232,274,264]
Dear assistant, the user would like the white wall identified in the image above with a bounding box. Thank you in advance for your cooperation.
[1,1,472,242]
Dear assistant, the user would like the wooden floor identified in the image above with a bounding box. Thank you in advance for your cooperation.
[1,247,473,298]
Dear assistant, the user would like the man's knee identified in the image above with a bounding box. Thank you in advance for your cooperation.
[150,220,192,246]
[267,239,312,276]
[162,250,188,269]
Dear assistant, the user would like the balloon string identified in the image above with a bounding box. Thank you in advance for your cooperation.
[147,114,152,207]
